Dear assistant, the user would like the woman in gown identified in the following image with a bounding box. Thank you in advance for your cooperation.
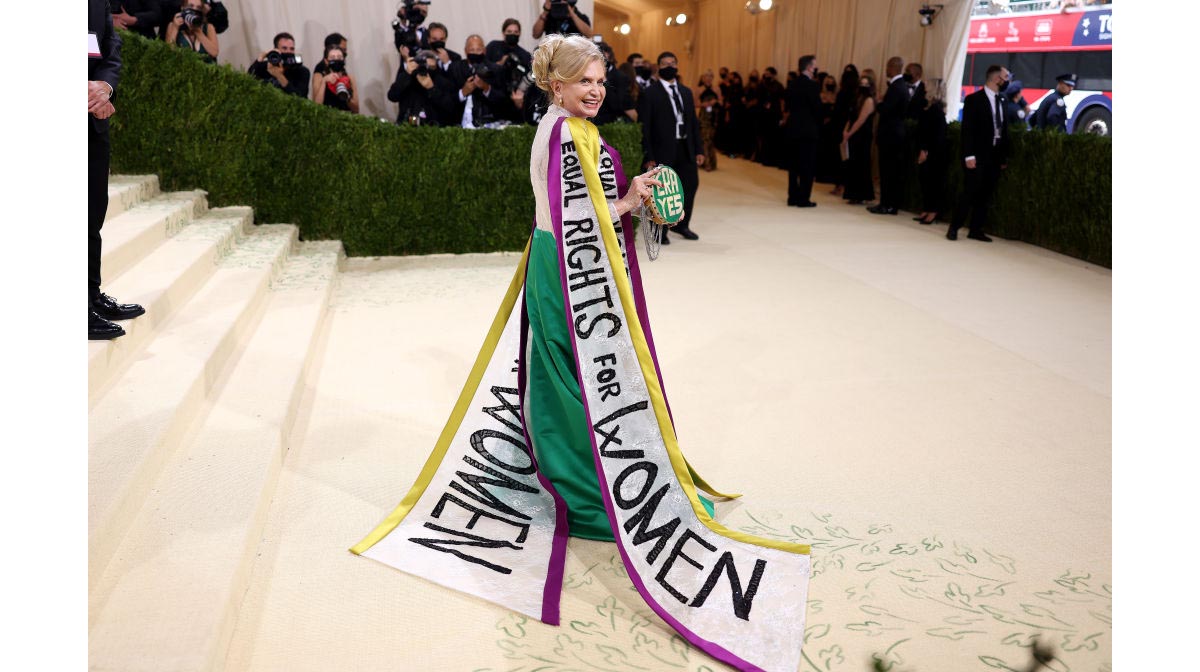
[352,35,812,672]
[842,71,877,205]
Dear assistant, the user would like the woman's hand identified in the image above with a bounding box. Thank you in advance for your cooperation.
[173,13,184,27]
[616,167,664,216]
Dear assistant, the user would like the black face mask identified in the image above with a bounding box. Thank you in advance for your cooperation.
[328,60,345,73]
[763,75,773,83]
[467,52,485,64]
[902,73,913,83]
[635,65,652,79]
[826,83,836,92]
[505,34,520,46]
[429,40,446,51]
[659,66,678,81]
[997,79,1010,93]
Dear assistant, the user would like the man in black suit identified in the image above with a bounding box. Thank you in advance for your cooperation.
[784,55,822,207]
[449,35,506,128]
[90,0,145,340]
[869,56,912,215]
[639,51,705,243]
[948,65,1011,243]
[904,62,927,121]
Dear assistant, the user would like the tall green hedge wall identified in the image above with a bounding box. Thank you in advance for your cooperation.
[903,123,1111,267]
[110,32,642,256]
[111,32,1109,266]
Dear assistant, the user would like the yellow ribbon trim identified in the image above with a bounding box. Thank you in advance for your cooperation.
[566,117,809,555]
[350,239,532,555]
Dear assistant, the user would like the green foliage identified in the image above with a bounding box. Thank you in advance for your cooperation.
[904,121,1111,267]
[109,31,644,256]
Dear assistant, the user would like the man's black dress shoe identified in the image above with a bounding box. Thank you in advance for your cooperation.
[674,227,700,240]
[867,205,898,215]
[91,292,145,321]
[90,310,125,340]
[946,228,958,241]
[967,232,994,242]
[797,201,817,208]
[659,231,670,245]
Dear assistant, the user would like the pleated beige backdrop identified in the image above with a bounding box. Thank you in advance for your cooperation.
[221,0,595,120]
[607,0,973,119]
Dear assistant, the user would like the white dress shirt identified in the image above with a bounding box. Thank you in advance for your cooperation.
[965,87,1003,163]
[660,78,685,139]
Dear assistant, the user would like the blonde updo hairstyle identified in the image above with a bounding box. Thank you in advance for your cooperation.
[532,34,605,96]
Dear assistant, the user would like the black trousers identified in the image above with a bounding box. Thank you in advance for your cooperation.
[673,138,700,232]
[950,158,1001,236]
[786,136,817,205]
[89,128,111,302]
[877,138,906,209]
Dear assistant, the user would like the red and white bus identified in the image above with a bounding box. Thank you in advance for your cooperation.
[962,2,1112,135]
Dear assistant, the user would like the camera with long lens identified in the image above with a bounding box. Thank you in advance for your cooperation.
[392,0,429,51]
[509,62,534,96]
[473,62,497,84]
[548,0,576,21]
[265,50,300,68]
[333,77,351,102]
[180,7,204,29]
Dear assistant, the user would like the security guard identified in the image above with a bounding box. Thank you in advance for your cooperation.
[1033,73,1075,132]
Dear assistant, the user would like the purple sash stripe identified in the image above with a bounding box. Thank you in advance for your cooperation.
[516,221,570,626]
[553,120,764,672]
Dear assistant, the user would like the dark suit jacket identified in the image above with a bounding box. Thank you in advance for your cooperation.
[960,88,1010,164]
[906,81,927,121]
[593,65,634,125]
[388,65,456,126]
[876,76,911,145]
[784,75,822,140]
[112,0,160,39]
[90,0,122,136]
[638,79,702,168]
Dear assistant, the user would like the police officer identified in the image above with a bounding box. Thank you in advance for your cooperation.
[1033,73,1075,132]
[1002,79,1031,130]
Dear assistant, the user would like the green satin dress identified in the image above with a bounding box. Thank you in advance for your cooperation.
[524,228,714,541]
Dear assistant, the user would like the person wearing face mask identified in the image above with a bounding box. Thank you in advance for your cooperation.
[842,72,878,205]
[1002,79,1031,130]
[947,65,1011,243]
[638,51,705,243]
[165,0,219,64]
[486,18,532,71]
[313,46,359,114]
[425,23,463,71]
[388,48,455,126]
[869,56,911,215]
[312,32,348,92]
[449,35,506,128]
[391,0,430,54]
[904,62,927,121]
[829,64,859,196]
[248,32,310,99]
[627,53,652,91]
[532,0,593,38]
[784,55,823,208]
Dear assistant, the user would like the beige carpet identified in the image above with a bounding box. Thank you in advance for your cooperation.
[226,158,1111,672]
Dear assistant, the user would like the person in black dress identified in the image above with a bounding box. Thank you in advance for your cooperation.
[913,88,949,225]
[815,72,840,184]
[830,64,859,196]
[313,45,359,113]
[842,71,877,204]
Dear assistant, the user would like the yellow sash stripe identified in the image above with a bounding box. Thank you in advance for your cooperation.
[567,117,809,555]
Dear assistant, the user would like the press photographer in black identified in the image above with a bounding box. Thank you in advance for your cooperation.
[487,19,536,123]
[449,35,506,128]
[392,0,431,53]
[248,32,310,98]
[165,0,219,64]
[389,48,455,126]
[532,0,593,38]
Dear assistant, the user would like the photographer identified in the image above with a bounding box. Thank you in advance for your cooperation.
[312,33,348,96]
[388,48,455,126]
[313,45,360,114]
[112,0,161,40]
[487,19,534,122]
[532,0,592,39]
[449,35,506,128]
[392,0,430,54]
[165,0,218,64]
[248,32,310,98]
[155,0,227,39]
[425,23,461,71]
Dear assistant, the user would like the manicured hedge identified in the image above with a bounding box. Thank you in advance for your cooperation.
[109,32,643,256]
[904,122,1111,267]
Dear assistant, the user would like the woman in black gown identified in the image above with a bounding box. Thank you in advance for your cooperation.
[914,88,949,224]
[815,72,840,184]
[830,65,859,196]
[842,71,877,204]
